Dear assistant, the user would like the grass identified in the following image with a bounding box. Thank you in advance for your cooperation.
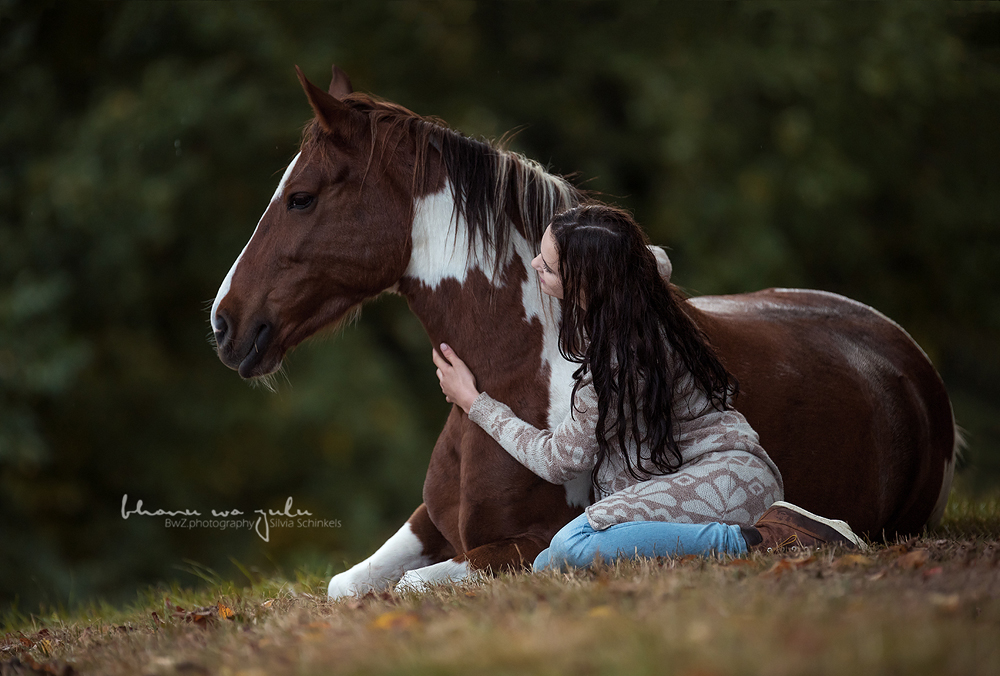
[3,494,1000,676]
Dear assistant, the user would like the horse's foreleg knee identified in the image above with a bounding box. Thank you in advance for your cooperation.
[328,504,454,600]
[461,536,548,574]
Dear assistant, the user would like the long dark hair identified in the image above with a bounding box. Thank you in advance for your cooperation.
[550,204,738,493]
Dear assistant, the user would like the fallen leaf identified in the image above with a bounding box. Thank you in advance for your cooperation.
[370,610,421,631]
[833,554,873,570]
[880,538,920,559]
[761,554,815,578]
[761,559,792,578]
[894,549,930,570]
[171,604,217,626]
[879,542,913,561]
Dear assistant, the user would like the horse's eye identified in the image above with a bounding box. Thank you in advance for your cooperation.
[288,193,315,210]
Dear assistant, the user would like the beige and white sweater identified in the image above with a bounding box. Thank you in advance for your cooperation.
[469,366,784,530]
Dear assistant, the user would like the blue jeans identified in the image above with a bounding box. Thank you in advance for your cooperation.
[533,512,749,571]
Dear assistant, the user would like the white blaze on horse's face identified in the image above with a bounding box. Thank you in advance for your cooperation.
[210,152,302,335]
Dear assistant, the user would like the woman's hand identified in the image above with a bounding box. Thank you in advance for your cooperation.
[432,343,480,414]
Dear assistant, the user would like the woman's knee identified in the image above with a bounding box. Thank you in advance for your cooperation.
[544,512,595,569]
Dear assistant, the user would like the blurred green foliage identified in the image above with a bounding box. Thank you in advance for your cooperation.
[1,1,998,613]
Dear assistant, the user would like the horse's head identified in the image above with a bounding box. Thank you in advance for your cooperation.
[211,66,437,378]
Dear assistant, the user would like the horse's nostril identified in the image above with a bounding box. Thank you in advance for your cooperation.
[254,322,272,354]
[214,312,230,346]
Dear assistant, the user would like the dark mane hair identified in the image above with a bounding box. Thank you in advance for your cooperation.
[550,204,739,492]
[303,94,581,269]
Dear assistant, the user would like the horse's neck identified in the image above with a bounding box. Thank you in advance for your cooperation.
[398,180,577,429]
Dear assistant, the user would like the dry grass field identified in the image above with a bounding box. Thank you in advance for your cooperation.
[3,494,999,676]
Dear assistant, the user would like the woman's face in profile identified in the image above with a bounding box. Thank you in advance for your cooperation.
[531,226,564,300]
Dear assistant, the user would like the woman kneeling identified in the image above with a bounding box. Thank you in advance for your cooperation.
[433,204,863,570]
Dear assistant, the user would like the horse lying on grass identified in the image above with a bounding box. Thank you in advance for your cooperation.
[210,65,958,597]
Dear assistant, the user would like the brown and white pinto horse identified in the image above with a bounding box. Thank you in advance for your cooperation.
[211,66,957,596]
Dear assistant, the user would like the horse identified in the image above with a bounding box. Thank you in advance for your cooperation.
[210,65,958,597]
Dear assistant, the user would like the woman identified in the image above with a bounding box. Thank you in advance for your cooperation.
[434,204,863,571]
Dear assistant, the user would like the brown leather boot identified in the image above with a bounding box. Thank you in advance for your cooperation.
[741,501,866,554]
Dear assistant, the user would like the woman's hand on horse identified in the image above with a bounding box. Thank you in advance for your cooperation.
[432,343,480,413]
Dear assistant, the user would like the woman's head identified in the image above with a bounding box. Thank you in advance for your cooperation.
[539,204,667,359]
[538,203,738,490]
[530,204,658,306]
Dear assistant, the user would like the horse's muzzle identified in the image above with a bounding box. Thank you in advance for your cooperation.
[214,311,274,378]
[237,322,273,378]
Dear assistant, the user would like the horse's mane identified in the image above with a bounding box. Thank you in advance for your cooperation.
[303,94,582,269]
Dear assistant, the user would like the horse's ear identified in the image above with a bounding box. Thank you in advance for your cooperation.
[295,65,350,134]
[328,64,353,100]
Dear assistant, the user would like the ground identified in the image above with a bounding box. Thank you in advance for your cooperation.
[2,495,999,676]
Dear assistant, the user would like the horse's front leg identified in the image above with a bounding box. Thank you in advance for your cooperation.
[328,503,455,599]
[394,535,548,593]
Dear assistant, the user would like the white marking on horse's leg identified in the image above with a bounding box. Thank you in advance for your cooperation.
[327,521,435,599]
[211,152,301,331]
[393,559,479,594]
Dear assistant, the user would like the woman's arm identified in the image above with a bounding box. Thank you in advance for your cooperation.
[433,344,599,484]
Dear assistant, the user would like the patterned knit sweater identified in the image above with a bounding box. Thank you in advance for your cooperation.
[469,364,784,530]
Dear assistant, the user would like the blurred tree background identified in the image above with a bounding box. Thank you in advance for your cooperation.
[1,1,998,614]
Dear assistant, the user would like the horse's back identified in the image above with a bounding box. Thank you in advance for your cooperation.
[687,288,955,539]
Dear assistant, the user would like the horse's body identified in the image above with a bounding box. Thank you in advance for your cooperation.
[211,66,957,596]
